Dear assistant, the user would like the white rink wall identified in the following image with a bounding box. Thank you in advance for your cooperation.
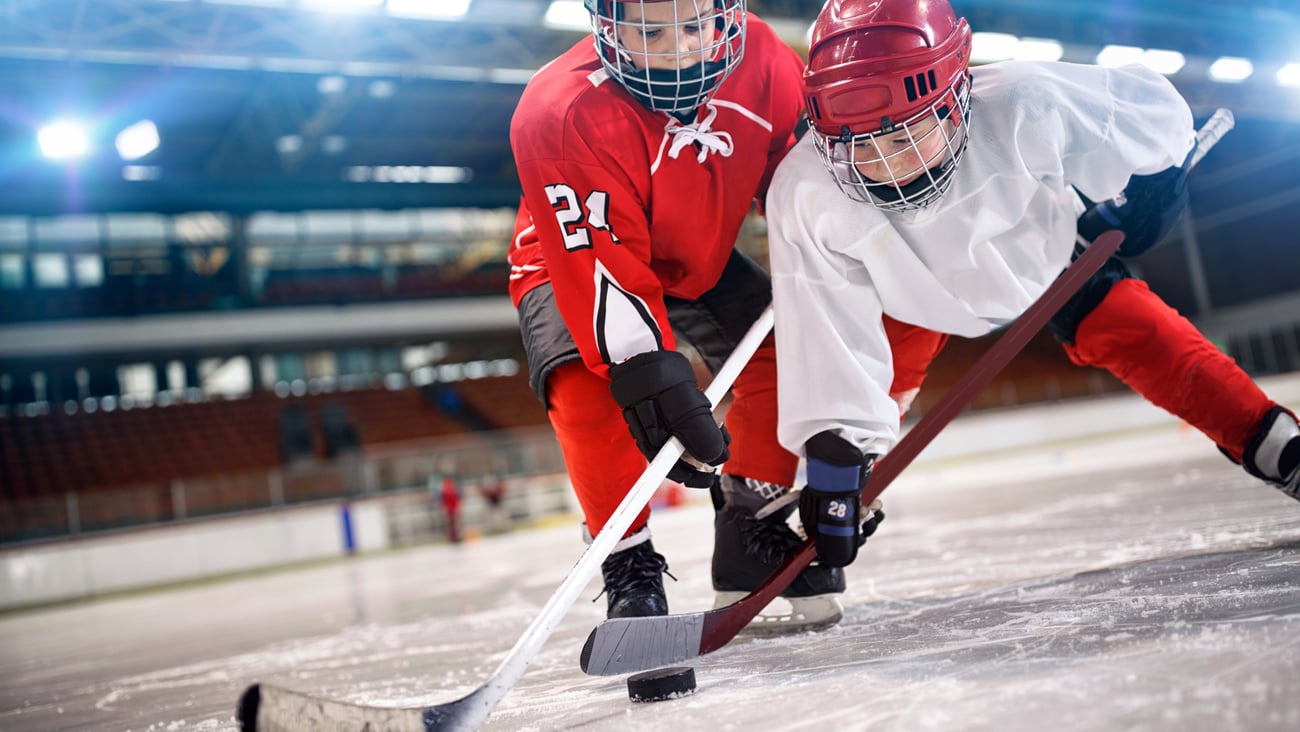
[0,500,389,611]
[0,473,577,612]
[2,372,1297,612]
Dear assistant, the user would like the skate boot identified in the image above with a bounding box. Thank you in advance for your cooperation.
[595,527,672,619]
[711,474,847,636]
[1241,405,1300,501]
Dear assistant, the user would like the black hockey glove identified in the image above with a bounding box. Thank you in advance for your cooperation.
[799,431,883,568]
[609,349,731,488]
[1077,145,1196,258]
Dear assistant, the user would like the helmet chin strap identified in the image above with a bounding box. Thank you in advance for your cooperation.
[861,160,952,205]
[619,60,728,114]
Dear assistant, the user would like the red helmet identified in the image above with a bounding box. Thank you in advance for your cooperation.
[802,0,973,210]
[586,0,746,115]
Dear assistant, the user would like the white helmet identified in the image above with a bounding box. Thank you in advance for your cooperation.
[585,0,746,114]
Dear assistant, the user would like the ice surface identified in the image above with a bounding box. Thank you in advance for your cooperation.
[1,419,1298,731]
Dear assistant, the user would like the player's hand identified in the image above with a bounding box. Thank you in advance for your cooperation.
[609,349,730,488]
[799,431,881,567]
[1078,144,1196,257]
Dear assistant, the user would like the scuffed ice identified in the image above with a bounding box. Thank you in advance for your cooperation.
[1,421,1298,731]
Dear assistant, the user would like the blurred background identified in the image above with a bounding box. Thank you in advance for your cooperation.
[0,0,1296,600]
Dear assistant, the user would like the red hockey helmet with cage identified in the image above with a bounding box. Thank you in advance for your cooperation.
[801,0,972,209]
[585,0,747,114]
[803,0,971,138]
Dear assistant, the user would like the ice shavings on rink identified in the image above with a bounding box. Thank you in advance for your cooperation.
[2,417,1299,732]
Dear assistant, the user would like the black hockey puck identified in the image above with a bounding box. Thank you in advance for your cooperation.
[236,683,260,731]
[627,666,696,702]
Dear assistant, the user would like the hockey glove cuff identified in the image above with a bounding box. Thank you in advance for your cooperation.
[1078,144,1195,258]
[609,350,731,488]
[799,431,881,568]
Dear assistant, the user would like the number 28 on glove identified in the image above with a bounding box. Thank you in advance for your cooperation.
[800,431,883,568]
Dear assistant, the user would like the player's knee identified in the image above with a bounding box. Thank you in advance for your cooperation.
[1047,258,1133,346]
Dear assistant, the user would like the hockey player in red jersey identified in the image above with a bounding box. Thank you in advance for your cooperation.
[764,0,1300,568]
[507,0,901,628]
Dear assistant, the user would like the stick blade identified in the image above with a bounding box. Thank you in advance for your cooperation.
[239,681,490,732]
[580,612,706,676]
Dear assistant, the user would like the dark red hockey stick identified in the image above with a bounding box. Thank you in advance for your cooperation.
[581,228,1125,674]
[581,108,1235,677]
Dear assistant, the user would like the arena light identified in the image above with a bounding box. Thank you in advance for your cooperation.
[1096,45,1145,68]
[1208,57,1254,83]
[1275,62,1300,88]
[115,120,160,160]
[276,135,303,155]
[970,32,1019,63]
[1141,49,1186,76]
[344,165,473,184]
[387,0,470,19]
[1014,38,1064,62]
[317,75,347,94]
[544,1,589,31]
[122,165,162,181]
[37,121,90,160]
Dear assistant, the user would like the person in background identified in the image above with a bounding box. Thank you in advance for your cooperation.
[764,0,1300,569]
[440,471,462,544]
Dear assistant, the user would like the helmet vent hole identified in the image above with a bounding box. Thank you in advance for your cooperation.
[905,70,938,102]
[807,96,822,120]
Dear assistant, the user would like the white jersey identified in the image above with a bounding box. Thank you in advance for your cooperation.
[767,60,1196,457]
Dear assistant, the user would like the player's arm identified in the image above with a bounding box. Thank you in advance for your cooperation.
[515,144,729,486]
[767,163,902,564]
[1051,64,1197,256]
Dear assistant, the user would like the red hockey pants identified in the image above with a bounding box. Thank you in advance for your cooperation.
[1062,278,1274,460]
[547,319,947,538]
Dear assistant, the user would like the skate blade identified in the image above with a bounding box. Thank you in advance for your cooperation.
[712,591,843,637]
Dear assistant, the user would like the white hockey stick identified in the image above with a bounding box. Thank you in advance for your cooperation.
[240,305,777,731]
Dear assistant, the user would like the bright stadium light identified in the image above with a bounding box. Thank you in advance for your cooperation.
[38,121,91,160]
[317,75,347,94]
[115,120,160,160]
[971,32,1019,63]
[1096,45,1145,68]
[388,0,470,19]
[122,165,162,181]
[544,1,590,31]
[1208,57,1254,82]
[1014,38,1064,62]
[1275,62,1300,88]
[1141,49,1186,75]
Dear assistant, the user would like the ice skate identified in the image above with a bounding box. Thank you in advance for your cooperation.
[711,475,846,636]
[1242,406,1300,501]
[596,528,671,619]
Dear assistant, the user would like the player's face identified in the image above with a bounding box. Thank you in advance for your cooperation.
[851,116,954,186]
[616,0,719,72]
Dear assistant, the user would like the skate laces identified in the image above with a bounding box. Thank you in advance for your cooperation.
[736,510,803,566]
[594,544,675,605]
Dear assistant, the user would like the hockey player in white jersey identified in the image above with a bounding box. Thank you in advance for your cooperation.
[766,0,1300,568]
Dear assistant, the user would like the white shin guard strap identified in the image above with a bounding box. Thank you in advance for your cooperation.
[582,523,652,554]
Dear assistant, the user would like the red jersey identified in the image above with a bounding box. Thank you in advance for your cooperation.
[508,15,805,378]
